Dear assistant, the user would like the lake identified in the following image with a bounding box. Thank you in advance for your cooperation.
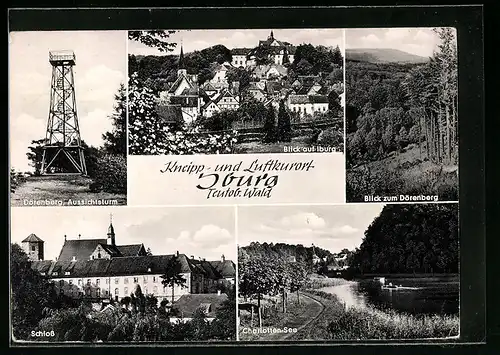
[319,276,459,315]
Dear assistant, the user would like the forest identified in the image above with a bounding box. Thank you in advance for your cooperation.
[349,204,459,274]
[346,28,458,202]
[241,241,334,264]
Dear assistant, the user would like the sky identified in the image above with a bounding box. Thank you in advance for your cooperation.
[11,206,236,262]
[237,204,385,253]
[346,27,454,57]
[9,31,127,172]
[128,29,344,56]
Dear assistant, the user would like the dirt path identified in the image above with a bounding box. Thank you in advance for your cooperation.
[11,176,126,206]
[262,292,325,341]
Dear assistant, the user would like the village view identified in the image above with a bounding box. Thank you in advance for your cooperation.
[128,30,345,155]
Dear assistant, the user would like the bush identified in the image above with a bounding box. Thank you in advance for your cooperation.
[89,154,127,194]
[10,169,26,193]
[316,127,344,152]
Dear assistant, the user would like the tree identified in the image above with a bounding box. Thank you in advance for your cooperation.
[11,243,60,339]
[161,255,187,306]
[26,138,47,175]
[328,90,342,115]
[276,101,292,142]
[209,286,236,340]
[262,106,277,143]
[288,262,309,305]
[332,45,343,67]
[102,83,127,156]
[128,30,177,52]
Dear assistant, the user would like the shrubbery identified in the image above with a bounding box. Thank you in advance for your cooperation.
[10,169,27,193]
[89,154,127,194]
[316,127,344,151]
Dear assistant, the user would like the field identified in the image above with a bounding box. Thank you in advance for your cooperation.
[10,175,126,206]
[347,145,458,202]
[234,136,313,154]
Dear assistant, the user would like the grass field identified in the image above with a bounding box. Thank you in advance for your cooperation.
[347,145,458,202]
[10,175,126,206]
[234,136,313,154]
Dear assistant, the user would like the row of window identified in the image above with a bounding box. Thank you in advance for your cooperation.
[291,105,328,113]
[54,276,161,286]
[61,286,163,298]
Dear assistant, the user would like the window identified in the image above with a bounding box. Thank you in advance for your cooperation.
[31,246,36,251]
[85,289,90,296]
[41,272,46,276]
[115,278,119,284]
[69,280,73,285]
[65,271,70,276]
[96,288,100,297]
[133,277,139,283]
[78,279,82,286]
[145,287,148,295]
[153,276,157,283]
[124,278,129,284]
[97,252,101,258]
[124,287,128,295]
[104,290,108,295]
[153,286,158,295]
[52,272,58,276]
[87,279,91,286]
[114,288,119,296]
[106,279,109,284]
[59,280,64,287]
[143,276,148,283]
[96,279,100,286]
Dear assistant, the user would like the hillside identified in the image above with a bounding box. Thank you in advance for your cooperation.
[346,48,429,64]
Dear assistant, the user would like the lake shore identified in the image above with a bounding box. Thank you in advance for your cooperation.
[302,277,459,340]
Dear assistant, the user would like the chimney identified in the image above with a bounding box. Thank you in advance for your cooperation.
[64,235,67,241]
[191,255,194,260]
[78,234,81,239]
[221,254,225,263]
[176,250,179,257]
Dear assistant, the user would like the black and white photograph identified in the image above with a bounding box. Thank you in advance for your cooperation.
[237,203,459,341]
[10,207,236,342]
[345,28,458,203]
[9,31,127,207]
[128,29,344,155]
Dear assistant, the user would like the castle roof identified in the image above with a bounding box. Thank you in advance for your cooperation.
[57,239,107,262]
[231,47,252,55]
[117,244,145,257]
[209,260,236,278]
[22,233,44,243]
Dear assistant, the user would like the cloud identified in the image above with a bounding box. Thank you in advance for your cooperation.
[384,29,409,42]
[413,30,433,43]
[192,224,233,246]
[79,109,113,147]
[280,212,326,230]
[10,113,46,172]
[360,34,381,46]
[331,225,359,234]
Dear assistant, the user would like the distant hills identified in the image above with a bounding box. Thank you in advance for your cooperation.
[346,48,429,64]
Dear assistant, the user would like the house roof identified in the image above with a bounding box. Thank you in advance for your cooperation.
[265,81,284,95]
[117,244,145,257]
[168,74,195,94]
[57,239,107,262]
[209,260,236,278]
[169,96,198,108]
[288,95,310,104]
[308,94,329,104]
[33,254,198,278]
[231,48,252,55]
[173,293,229,317]
[98,244,122,257]
[22,233,44,243]
[155,104,184,124]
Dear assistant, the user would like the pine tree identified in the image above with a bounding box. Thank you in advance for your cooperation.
[276,101,292,142]
[263,107,277,143]
[102,83,127,156]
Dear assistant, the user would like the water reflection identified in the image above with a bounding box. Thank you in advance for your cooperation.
[320,277,459,315]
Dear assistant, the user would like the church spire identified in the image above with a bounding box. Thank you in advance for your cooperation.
[269,30,274,40]
[107,213,115,246]
[178,43,185,69]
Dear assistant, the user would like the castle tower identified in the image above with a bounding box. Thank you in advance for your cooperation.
[177,44,187,77]
[21,234,44,261]
[107,213,115,246]
[41,50,87,175]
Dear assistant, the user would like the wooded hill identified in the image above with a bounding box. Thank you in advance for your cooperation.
[346,28,458,168]
[240,242,334,265]
[350,204,459,274]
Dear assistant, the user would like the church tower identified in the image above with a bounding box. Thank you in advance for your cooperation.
[21,234,44,261]
[268,30,274,41]
[107,214,116,246]
[177,44,187,78]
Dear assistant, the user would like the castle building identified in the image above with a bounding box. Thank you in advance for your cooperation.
[26,219,236,303]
